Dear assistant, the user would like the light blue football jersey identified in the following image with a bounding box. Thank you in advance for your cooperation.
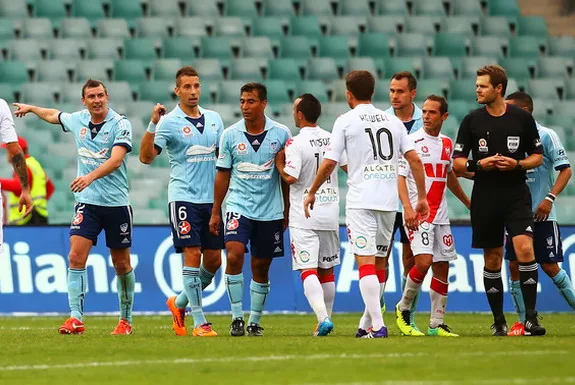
[59,108,131,206]
[216,116,291,221]
[526,123,570,222]
[154,105,224,204]
[385,103,423,134]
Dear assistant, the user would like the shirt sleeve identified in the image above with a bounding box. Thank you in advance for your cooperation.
[0,100,17,144]
[215,113,225,148]
[546,130,570,170]
[284,138,301,179]
[113,118,132,152]
[399,123,415,155]
[216,129,232,170]
[397,153,410,177]
[452,114,472,159]
[58,111,75,133]
[153,116,170,154]
[324,116,345,162]
[524,114,543,155]
[339,150,348,167]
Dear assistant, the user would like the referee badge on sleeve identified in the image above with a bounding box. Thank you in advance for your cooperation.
[507,136,520,153]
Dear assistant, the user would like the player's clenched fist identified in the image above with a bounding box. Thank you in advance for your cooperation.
[12,103,33,117]
[150,103,166,124]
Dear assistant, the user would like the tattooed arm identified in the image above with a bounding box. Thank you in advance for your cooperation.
[6,142,33,216]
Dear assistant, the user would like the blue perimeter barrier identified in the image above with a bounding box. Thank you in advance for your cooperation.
[1,225,575,314]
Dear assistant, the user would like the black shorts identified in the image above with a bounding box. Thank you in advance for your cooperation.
[168,201,224,253]
[505,221,563,264]
[224,212,284,258]
[470,183,533,249]
[392,212,409,244]
[70,203,133,249]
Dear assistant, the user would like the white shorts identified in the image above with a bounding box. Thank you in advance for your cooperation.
[405,222,457,262]
[346,208,395,257]
[290,227,340,271]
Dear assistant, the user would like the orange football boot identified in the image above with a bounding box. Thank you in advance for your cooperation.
[166,296,187,336]
[58,317,85,334]
[111,318,133,335]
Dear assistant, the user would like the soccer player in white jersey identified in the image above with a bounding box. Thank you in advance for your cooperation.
[209,83,291,337]
[504,92,574,336]
[0,98,33,242]
[14,80,135,335]
[140,66,224,337]
[305,70,429,338]
[395,95,471,337]
[275,94,347,336]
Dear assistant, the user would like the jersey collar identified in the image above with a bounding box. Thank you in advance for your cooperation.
[237,115,274,132]
[84,107,118,125]
[385,102,422,121]
[174,104,205,118]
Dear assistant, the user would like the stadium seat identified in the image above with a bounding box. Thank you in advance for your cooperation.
[318,35,350,59]
[187,0,220,16]
[307,57,339,81]
[357,33,391,58]
[60,18,92,38]
[217,80,245,103]
[451,0,483,15]
[300,0,334,16]
[509,36,545,58]
[229,57,265,80]
[264,79,291,104]
[517,15,548,37]
[0,61,29,85]
[124,38,159,61]
[114,60,148,83]
[201,36,238,60]
[412,0,446,16]
[21,18,54,39]
[367,15,404,34]
[72,0,105,20]
[36,60,73,82]
[472,36,506,58]
[0,0,28,17]
[546,114,574,129]
[263,0,295,16]
[267,58,301,82]
[152,59,181,81]
[340,0,371,16]
[480,16,512,37]
[0,83,14,100]
[149,0,182,17]
[9,39,44,61]
[214,17,249,36]
[548,36,575,56]
[565,79,575,100]
[106,81,134,102]
[163,37,197,62]
[405,16,442,34]
[443,16,479,36]
[434,33,468,57]
[382,57,418,78]
[330,16,367,36]
[226,0,258,18]
[49,38,86,60]
[346,57,378,77]
[295,80,329,102]
[139,81,175,102]
[110,0,144,19]
[174,17,210,37]
[21,82,58,104]
[192,58,224,80]
[460,56,498,78]
[373,82,389,102]
[488,0,520,17]
[538,57,571,78]
[289,16,323,38]
[97,19,131,39]
[0,18,15,41]
[76,59,114,82]
[136,17,171,38]
[242,37,274,58]
[500,57,535,81]
[34,0,67,20]
[416,79,449,100]
[252,16,288,40]
[87,38,123,59]
[396,33,431,57]
[450,79,478,100]
[528,78,564,101]
[280,36,313,60]
[422,57,456,80]
[377,0,408,15]
[448,99,472,121]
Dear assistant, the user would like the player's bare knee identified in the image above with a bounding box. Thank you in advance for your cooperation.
[514,243,535,263]
[68,250,88,268]
[484,253,503,270]
[541,263,560,278]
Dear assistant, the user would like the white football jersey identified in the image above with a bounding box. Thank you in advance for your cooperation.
[398,130,453,225]
[0,99,18,145]
[285,126,346,230]
[325,103,415,211]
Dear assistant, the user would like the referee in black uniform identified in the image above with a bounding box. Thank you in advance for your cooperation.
[452,65,546,336]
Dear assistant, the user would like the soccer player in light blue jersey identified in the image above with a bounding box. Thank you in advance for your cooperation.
[209,82,291,337]
[140,66,224,337]
[504,92,574,336]
[14,79,136,335]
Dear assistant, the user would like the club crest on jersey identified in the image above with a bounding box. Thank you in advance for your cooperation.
[547,236,553,247]
[120,223,129,233]
[270,141,279,152]
[507,136,520,153]
[421,146,429,153]
[227,218,239,231]
[237,142,248,155]
[211,123,217,132]
[478,138,488,153]
[274,231,281,242]
[102,131,109,141]
[443,234,454,247]
[182,126,193,136]
[178,221,191,235]
[79,127,88,139]
[72,213,83,226]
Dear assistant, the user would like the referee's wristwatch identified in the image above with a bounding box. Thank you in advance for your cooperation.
[514,160,522,170]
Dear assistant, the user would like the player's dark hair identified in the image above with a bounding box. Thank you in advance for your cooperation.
[240,82,267,101]
[477,65,508,96]
[296,93,321,123]
[425,94,449,115]
[175,66,199,86]
[391,71,417,91]
[82,79,107,98]
[345,70,375,101]
[505,91,534,113]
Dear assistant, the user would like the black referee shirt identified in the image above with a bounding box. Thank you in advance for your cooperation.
[452,104,543,186]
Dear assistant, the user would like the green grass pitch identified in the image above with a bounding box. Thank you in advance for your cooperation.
[1,313,574,385]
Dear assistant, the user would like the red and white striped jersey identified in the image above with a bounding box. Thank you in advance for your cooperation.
[398,130,453,225]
